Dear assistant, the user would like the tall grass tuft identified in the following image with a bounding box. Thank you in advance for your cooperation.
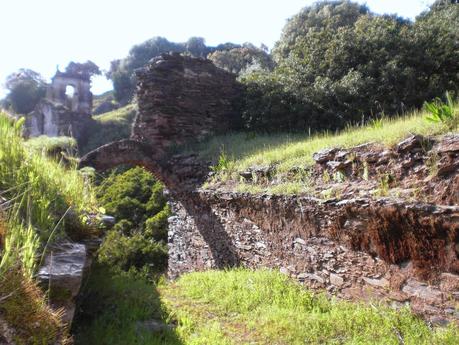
[0,112,96,276]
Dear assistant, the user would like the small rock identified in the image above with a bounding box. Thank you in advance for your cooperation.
[101,215,116,227]
[297,273,309,282]
[334,150,349,160]
[326,160,348,171]
[313,148,339,164]
[294,238,307,246]
[136,319,173,334]
[436,135,459,153]
[436,159,459,176]
[279,267,289,275]
[306,273,325,284]
[440,273,459,292]
[402,279,443,304]
[430,316,450,327]
[330,273,344,287]
[396,135,424,153]
[239,171,253,181]
[363,277,389,288]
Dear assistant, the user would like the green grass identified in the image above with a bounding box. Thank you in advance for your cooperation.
[74,268,459,345]
[191,108,458,194]
[81,103,137,154]
[92,90,117,112]
[25,135,77,158]
[161,269,459,345]
[0,112,96,274]
[0,112,95,344]
[73,266,183,345]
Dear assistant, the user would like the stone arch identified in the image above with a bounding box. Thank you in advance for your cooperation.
[79,139,172,186]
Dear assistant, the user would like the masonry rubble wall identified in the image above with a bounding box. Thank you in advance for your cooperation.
[168,190,459,324]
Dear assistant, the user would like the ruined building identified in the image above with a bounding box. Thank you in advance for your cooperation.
[24,62,95,143]
[80,53,459,325]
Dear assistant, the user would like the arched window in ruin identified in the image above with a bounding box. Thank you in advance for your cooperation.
[65,85,76,99]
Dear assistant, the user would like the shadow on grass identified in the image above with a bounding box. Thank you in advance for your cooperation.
[72,264,183,345]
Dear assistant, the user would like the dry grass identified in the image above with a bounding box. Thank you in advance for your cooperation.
[0,268,71,344]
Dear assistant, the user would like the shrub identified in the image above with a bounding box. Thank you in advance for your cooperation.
[424,91,457,130]
[96,167,170,275]
[145,205,170,242]
[97,232,168,273]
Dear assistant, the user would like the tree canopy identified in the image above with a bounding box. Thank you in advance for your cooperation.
[208,43,274,75]
[239,0,459,132]
[4,69,46,114]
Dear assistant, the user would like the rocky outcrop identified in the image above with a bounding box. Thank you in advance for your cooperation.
[37,239,102,326]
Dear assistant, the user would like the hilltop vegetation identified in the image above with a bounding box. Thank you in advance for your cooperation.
[1,1,459,344]
[95,1,459,141]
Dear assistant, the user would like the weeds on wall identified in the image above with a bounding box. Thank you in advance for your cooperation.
[424,92,458,130]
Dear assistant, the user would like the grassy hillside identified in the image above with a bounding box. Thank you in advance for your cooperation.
[81,103,137,154]
[92,90,116,111]
[0,112,97,343]
[192,106,458,194]
[75,268,459,345]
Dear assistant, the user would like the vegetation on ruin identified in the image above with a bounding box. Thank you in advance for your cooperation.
[197,103,458,194]
[1,1,459,343]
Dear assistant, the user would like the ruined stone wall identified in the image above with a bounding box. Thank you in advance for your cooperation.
[134,53,241,151]
[168,190,459,324]
[47,75,92,114]
[25,68,95,144]
[24,99,94,144]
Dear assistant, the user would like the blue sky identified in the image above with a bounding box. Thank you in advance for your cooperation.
[0,0,435,97]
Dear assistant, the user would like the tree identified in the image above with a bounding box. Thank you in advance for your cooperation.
[272,0,369,62]
[65,60,101,77]
[107,37,185,103]
[209,43,274,75]
[239,0,459,133]
[4,69,46,114]
[185,37,209,58]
